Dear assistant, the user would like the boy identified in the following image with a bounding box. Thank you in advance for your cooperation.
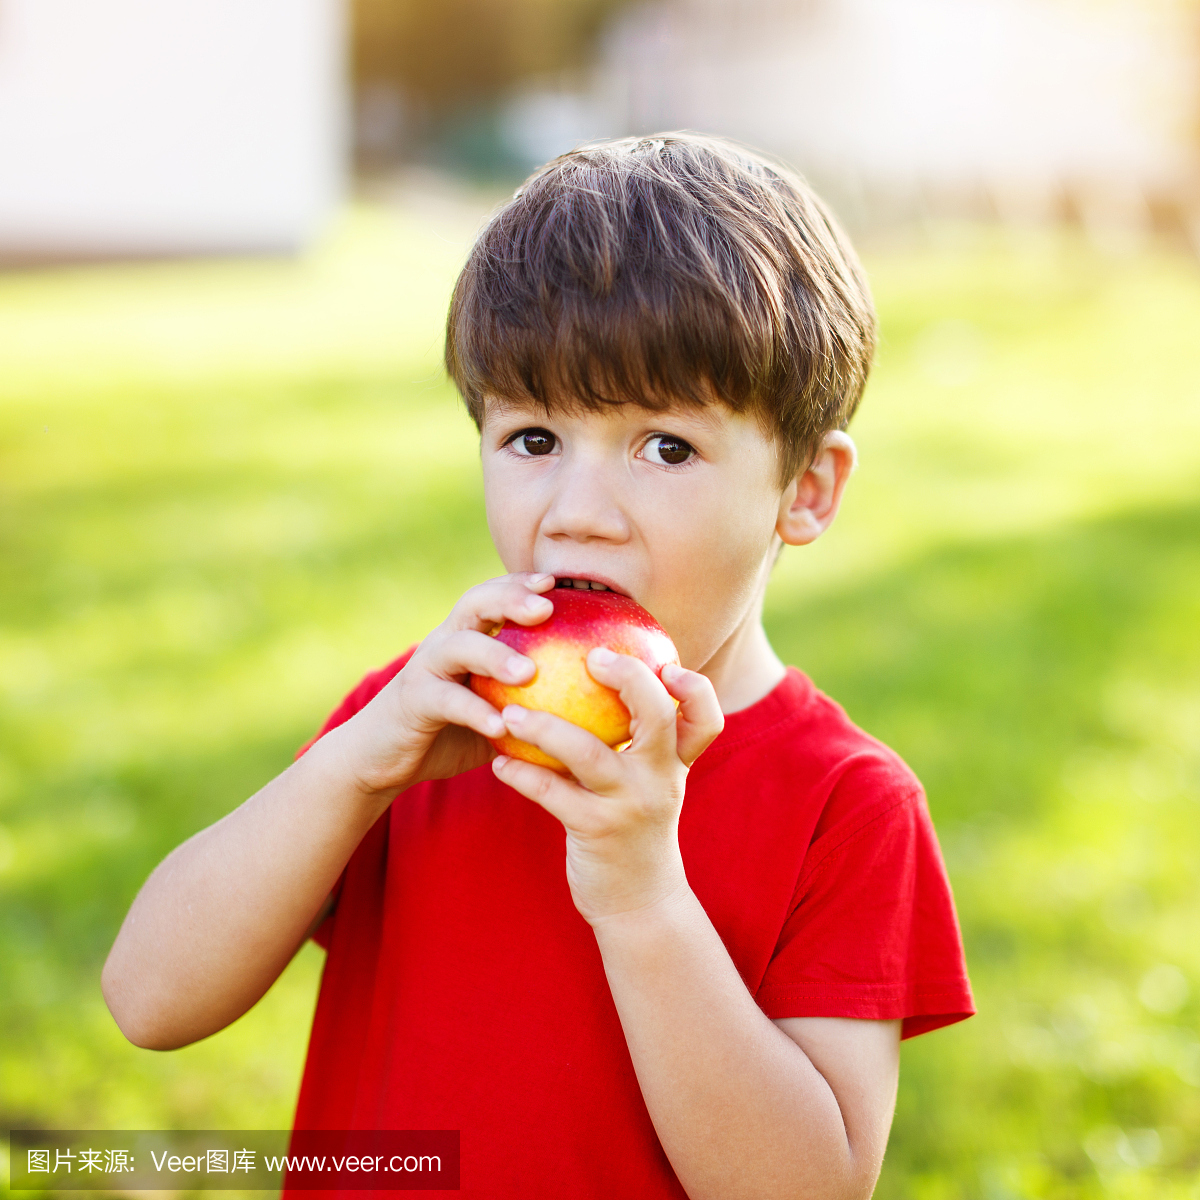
[104,133,973,1199]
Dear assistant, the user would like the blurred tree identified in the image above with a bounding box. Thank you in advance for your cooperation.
[352,0,628,161]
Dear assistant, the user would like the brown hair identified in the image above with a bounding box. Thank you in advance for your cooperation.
[445,132,876,482]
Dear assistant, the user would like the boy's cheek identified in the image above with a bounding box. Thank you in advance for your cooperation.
[481,494,535,572]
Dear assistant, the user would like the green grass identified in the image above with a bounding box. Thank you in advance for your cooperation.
[2,206,1199,1198]
[770,504,1200,1199]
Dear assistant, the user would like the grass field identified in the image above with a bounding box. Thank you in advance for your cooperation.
[2,199,1199,1199]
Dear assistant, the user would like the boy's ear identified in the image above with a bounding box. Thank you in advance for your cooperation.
[777,431,858,546]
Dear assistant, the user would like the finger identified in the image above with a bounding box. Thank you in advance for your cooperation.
[431,628,537,686]
[490,753,594,827]
[446,573,557,634]
[660,664,724,767]
[421,678,507,741]
[585,649,678,753]
[500,705,623,794]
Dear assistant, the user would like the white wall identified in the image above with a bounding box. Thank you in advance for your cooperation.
[600,0,1198,199]
[0,0,345,259]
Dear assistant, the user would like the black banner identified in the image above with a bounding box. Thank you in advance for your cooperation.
[8,1130,460,1191]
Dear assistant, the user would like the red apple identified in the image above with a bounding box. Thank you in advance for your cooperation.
[470,585,679,774]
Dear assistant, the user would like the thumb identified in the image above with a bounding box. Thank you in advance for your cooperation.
[660,665,724,767]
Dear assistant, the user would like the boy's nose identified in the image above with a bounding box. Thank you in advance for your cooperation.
[540,463,631,543]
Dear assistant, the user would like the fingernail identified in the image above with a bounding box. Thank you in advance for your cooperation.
[590,646,616,665]
[502,705,526,726]
[505,656,534,681]
[492,755,509,771]
[660,662,681,681]
[525,593,552,611]
[486,714,505,737]
[529,573,554,586]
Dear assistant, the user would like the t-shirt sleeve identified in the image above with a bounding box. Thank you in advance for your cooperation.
[296,648,417,949]
[755,762,974,1039]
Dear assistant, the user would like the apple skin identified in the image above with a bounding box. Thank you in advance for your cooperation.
[469,587,679,774]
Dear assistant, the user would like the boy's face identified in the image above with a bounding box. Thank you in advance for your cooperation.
[479,397,789,673]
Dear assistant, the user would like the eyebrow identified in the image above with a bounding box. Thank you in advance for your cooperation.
[480,393,729,429]
[481,396,543,422]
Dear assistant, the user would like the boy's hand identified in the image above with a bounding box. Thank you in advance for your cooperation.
[489,652,724,924]
[343,572,557,797]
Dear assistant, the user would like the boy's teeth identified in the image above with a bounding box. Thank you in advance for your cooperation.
[556,577,610,591]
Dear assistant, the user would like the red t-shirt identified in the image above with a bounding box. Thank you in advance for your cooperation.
[289,653,973,1198]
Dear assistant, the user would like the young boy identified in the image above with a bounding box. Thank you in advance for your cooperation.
[103,133,973,1199]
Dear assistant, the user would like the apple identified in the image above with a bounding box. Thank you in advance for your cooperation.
[470,584,679,774]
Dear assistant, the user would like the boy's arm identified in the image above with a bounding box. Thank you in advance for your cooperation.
[102,573,556,1050]
[593,893,899,1200]
[490,652,899,1200]
[102,736,396,1050]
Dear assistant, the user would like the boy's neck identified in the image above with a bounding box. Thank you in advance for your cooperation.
[699,603,787,715]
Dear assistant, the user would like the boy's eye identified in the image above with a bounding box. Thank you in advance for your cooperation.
[507,429,558,456]
[643,435,695,466]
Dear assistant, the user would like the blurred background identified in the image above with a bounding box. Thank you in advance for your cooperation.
[2,1,1199,1197]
